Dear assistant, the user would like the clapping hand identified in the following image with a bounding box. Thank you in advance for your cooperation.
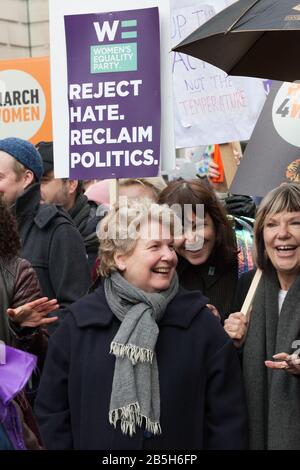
[7,297,59,328]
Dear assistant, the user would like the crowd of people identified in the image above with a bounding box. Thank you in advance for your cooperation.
[1,136,300,450]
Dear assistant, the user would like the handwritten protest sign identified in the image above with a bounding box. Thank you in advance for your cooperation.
[171,0,267,148]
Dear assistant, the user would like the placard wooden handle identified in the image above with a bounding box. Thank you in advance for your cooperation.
[241,269,262,316]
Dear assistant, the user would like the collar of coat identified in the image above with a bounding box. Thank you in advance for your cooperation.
[68,284,209,330]
[14,183,73,229]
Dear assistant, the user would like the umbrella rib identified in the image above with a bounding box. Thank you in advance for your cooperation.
[226,0,260,33]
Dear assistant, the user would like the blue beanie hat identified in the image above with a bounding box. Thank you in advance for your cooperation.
[0,137,43,181]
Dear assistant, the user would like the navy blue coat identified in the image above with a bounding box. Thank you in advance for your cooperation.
[35,286,248,450]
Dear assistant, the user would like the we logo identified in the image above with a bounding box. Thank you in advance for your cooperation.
[93,20,137,42]
[91,18,138,74]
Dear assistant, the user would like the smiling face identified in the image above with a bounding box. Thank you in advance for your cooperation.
[263,211,300,289]
[114,220,178,293]
[0,151,33,206]
[176,212,216,266]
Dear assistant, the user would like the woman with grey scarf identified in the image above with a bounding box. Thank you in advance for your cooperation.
[225,183,300,450]
[35,199,247,450]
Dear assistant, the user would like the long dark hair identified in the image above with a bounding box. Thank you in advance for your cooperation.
[158,179,237,267]
[0,198,21,260]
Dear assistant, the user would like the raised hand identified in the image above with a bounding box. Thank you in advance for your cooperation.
[7,297,59,328]
[265,352,300,375]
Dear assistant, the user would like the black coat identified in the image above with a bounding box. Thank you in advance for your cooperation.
[35,285,248,450]
[15,184,91,314]
[68,194,107,270]
[177,256,238,320]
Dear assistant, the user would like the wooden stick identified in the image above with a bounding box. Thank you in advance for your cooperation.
[220,142,239,189]
[241,269,262,317]
[109,178,118,206]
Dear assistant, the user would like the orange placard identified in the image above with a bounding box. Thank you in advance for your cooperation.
[0,56,52,144]
[211,144,224,183]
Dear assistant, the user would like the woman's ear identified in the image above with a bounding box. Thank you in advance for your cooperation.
[114,252,126,271]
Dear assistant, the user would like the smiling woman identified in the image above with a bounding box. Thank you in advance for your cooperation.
[158,179,238,320]
[225,183,300,450]
[35,198,248,450]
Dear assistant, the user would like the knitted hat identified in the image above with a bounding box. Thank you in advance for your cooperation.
[0,137,43,181]
[36,141,53,175]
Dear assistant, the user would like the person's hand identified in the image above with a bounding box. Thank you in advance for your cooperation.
[224,312,248,347]
[7,297,59,328]
[208,160,221,180]
[265,352,300,375]
[206,304,221,321]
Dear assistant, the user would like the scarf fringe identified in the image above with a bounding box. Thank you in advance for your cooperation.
[110,342,154,365]
[109,402,162,437]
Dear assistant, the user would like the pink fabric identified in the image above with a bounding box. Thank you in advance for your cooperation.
[85,180,110,206]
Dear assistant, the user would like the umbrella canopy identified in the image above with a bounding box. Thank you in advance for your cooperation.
[173,0,300,82]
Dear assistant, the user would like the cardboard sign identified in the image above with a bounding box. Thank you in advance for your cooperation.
[171,0,267,148]
[64,8,161,179]
[0,57,52,143]
[231,81,300,197]
[49,0,174,178]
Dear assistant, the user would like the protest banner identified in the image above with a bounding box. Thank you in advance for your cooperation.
[0,57,52,143]
[49,0,174,179]
[171,0,267,148]
[231,81,300,197]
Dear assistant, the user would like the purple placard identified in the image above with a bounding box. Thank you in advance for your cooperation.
[64,8,161,179]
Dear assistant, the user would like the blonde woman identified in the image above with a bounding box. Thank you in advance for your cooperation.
[36,199,247,450]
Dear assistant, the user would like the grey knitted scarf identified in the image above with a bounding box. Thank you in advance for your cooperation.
[104,271,179,437]
[243,269,300,449]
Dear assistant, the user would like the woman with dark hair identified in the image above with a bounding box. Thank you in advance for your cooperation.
[158,179,238,319]
[0,197,58,345]
[225,183,300,449]
[0,197,58,450]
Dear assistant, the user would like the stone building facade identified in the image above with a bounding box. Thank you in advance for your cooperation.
[0,0,49,59]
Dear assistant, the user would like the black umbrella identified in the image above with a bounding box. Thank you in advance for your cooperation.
[173,0,300,82]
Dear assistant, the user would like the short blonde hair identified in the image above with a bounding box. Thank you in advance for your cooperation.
[98,198,181,277]
[119,177,167,201]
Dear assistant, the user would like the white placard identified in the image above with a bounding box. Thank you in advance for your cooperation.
[171,0,267,148]
[49,0,175,177]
